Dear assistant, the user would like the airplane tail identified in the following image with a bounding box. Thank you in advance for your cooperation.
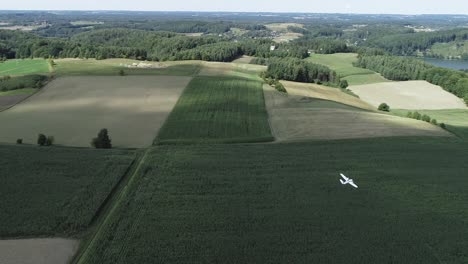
[340,179,345,184]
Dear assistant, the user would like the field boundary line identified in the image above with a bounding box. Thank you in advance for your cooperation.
[72,148,151,264]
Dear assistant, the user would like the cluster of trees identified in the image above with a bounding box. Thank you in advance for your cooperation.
[263,76,287,93]
[355,55,468,103]
[175,42,242,62]
[92,129,112,149]
[37,134,54,146]
[264,58,339,86]
[293,37,350,54]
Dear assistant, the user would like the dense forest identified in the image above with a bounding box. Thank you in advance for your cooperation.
[367,29,468,56]
[0,28,348,61]
[355,55,468,103]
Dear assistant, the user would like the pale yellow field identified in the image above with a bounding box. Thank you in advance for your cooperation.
[264,83,451,141]
[0,76,191,147]
[198,61,266,79]
[281,81,375,111]
[0,238,78,264]
[349,81,467,110]
[265,23,304,32]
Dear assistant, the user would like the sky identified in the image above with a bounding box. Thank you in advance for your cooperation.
[1,0,468,15]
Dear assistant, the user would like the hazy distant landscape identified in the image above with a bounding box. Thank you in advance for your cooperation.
[1,5,468,264]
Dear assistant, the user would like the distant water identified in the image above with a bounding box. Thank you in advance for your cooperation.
[423,58,468,70]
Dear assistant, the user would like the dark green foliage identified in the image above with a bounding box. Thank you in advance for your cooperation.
[118,69,125,76]
[294,37,349,54]
[156,76,273,144]
[0,75,48,92]
[92,129,112,149]
[368,28,468,56]
[0,145,135,237]
[37,134,46,146]
[412,112,422,120]
[440,123,447,129]
[406,111,440,126]
[16,138,22,144]
[378,103,390,112]
[422,114,431,122]
[175,42,242,62]
[80,139,468,263]
[340,79,349,89]
[274,81,287,93]
[250,57,268,66]
[265,57,339,86]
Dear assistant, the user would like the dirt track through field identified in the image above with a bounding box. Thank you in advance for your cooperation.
[0,76,191,147]
[0,238,78,264]
[349,81,467,109]
[264,83,451,141]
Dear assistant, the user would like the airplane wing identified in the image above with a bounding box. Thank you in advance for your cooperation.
[350,182,358,188]
[340,173,349,181]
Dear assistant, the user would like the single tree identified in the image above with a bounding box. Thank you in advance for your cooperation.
[37,134,47,146]
[431,119,438,125]
[421,114,431,122]
[339,80,349,89]
[16,139,23,144]
[45,136,55,146]
[378,103,390,112]
[440,123,447,129]
[118,69,125,76]
[92,129,112,149]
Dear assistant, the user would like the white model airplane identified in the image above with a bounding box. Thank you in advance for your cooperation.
[340,173,358,188]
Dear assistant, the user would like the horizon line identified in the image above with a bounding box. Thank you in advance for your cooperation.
[0,9,468,16]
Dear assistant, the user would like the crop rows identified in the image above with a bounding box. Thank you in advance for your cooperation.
[156,76,273,144]
[0,145,135,237]
[80,138,468,263]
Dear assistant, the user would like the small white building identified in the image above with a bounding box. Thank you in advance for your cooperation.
[270,45,276,51]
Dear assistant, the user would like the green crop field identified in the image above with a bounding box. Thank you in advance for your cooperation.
[78,138,468,264]
[308,53,389,85]
[393,109,468,140]
[156,76,273,144]
[0,59,50,76]
[0,145,135,237]
[0,88,36,96]
[54,59,200,76]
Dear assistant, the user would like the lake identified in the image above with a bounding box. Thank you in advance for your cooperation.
[423,58,468,70]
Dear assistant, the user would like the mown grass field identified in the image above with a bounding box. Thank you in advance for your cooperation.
[0,145,135,237]
[264,83,449,141]
[0,59,50,76]
[156,76,273,144]
[78,138,468,264]
[54,59,200,76]
[393,109,468,140]
[308,53,389,85]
